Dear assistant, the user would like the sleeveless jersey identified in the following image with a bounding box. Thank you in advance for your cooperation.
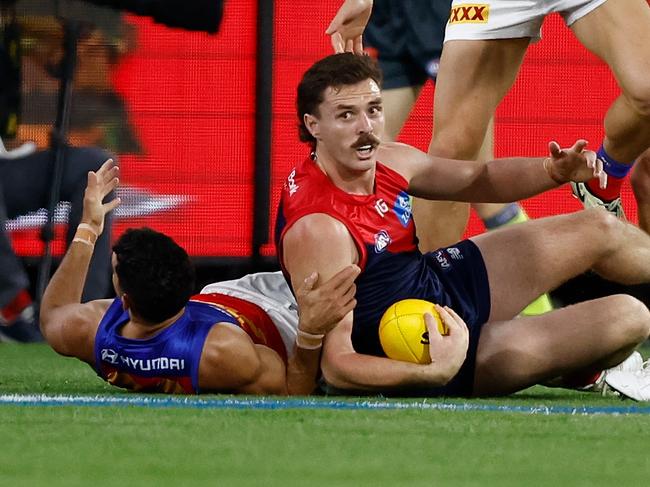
[276,157,455,356]
[94,293,287,394]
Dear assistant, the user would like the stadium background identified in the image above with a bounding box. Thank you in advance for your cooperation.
[7,0,633,289]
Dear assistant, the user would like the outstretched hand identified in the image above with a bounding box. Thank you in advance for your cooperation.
[544,140,606,188]
[295,265,361,336]
[81,158,121,236]
[325,0,373,54]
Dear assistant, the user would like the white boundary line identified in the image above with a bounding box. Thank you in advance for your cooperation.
[1,393,649,415]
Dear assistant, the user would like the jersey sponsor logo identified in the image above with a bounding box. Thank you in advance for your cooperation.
[434,250,451,269]
[447,247,463,260]
[286,169,299,196]
[393,191,412,227]
[374,230,392,253]
[101,348,119,364]
[374,198,389,217]
[449,4,489,24]
[100,348,186,372]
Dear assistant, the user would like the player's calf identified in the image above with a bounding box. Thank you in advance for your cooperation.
[630,148,650,204]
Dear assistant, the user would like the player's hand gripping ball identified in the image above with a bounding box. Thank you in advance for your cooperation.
[379,299,448,364]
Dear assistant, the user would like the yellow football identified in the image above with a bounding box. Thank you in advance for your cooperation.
[378,299,448,364]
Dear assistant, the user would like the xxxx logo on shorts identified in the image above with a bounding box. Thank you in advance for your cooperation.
[449,4,489,24]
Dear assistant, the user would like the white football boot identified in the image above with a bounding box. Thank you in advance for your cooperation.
[589,351,644,395]
[603,354,650,401]
[570,181,626,219]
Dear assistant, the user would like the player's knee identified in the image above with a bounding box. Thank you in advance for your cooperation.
[623,81,650,119]
[581,207,621,240]
[609,294,650,344]
[429,129,483,160]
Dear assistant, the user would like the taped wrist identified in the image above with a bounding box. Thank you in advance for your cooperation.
[296,328,325,350]
[73,223,98,247]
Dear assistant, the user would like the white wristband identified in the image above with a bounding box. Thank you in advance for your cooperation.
[296,328,325,350]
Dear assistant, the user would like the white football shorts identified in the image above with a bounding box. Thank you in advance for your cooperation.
[445,0,608,42]
[201,271,299,357]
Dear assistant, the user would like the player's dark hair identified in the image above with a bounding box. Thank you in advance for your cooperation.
[112,228,195,324]
[297,53,383,149]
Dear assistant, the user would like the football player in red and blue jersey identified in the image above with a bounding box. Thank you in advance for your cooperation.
[276,53,650,398]
[40,159,359,395]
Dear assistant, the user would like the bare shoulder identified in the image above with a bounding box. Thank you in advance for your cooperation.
[378,141,428,164]
[283,213,359,279]
[285,213,351,243]
[377,142,431,179]
[44,299,113,363]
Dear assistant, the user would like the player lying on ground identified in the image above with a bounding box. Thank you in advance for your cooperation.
[276,53,650,400]
[39,159,359,395]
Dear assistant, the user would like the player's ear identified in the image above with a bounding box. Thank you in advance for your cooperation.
[120,293,131,311]
[304,113,320,139]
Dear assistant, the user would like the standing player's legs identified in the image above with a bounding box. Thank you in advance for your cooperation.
[469,209,650,395]
[427,37,553,314]
[425,38,529,247]
[430,38,528,170]
[380,83,474,250]
[469,119,515,224]
[569,0,650,212]
[380,85,424,141]
[631,148,650,234]
[384,68,532,249]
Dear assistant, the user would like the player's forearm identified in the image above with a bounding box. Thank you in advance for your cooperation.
[286,347,322,395]
[321,351,456,392]
[409,156,558,203]
[40,224,97,324]
[458,157,559,203]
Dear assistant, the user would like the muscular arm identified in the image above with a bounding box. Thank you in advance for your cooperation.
[198,324,287,395]
[283,214,460,392]
[379,141,602,203]
[321,318,458,391]
[282,214,358,394]
[285,265,360,395]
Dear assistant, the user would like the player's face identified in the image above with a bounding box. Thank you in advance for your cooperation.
[309,78,384,171]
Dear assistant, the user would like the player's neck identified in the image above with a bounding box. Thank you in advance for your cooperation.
[312,150,375,195]
[121,307,185,339]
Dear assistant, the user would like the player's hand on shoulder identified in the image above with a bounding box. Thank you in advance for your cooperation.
[325,0,373,54]
[81,158,121,236]
[425,305,469,384]
[544,140,606,189]
[295,265,361,336]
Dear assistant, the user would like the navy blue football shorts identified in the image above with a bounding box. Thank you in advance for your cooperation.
[365,0,451,89]
[419,239,491,397]
[320,239,491,399]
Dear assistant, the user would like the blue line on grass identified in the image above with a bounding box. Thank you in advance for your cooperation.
[1,393,650,415]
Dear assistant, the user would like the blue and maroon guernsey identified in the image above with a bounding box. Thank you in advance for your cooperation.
[94,293,287,394]
[276,156,457,357]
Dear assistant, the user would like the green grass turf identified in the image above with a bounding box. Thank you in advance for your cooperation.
[2,344,650,487]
